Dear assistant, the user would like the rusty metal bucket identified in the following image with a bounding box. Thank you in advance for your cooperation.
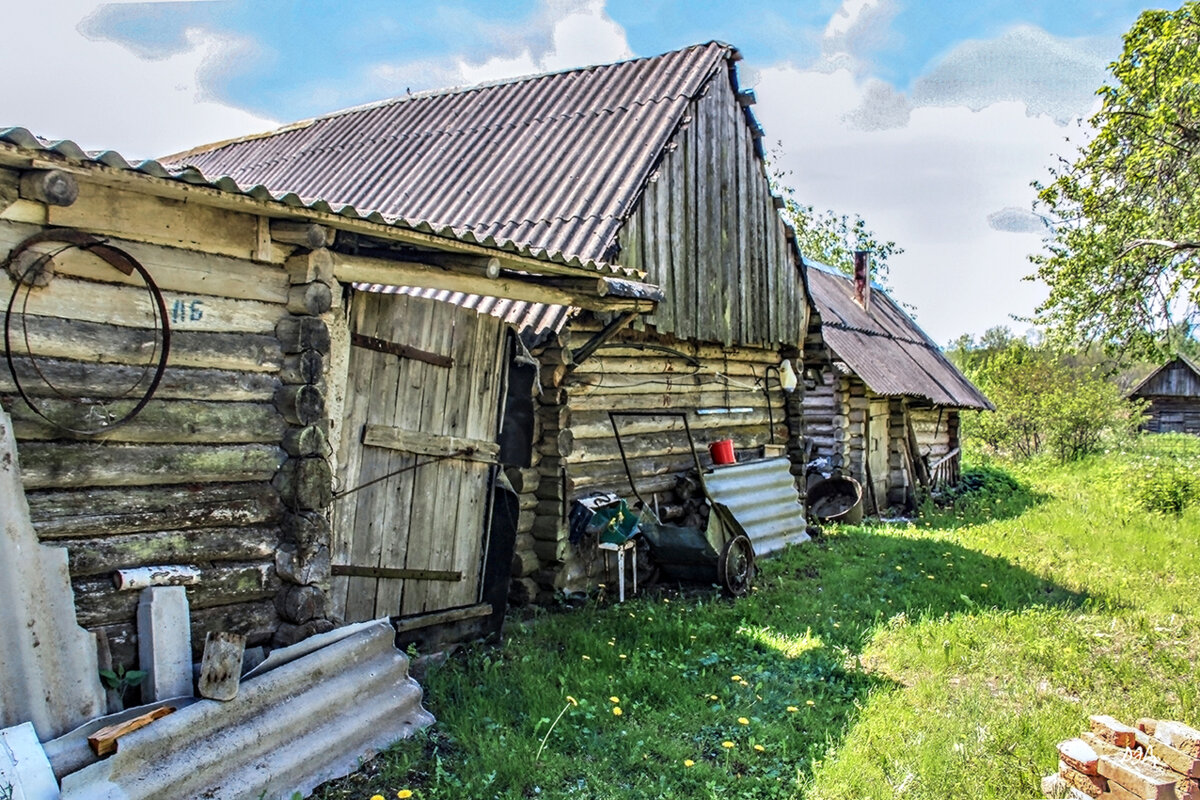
[806,476,864,524]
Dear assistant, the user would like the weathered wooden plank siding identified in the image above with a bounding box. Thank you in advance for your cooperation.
[1142,397,1200,434]
[1,175,291,663]
[616,72,805,349]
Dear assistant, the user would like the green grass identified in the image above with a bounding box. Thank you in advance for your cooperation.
[315,434,1200,800]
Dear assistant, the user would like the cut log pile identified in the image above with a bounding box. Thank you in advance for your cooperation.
[1039,715,1200,800]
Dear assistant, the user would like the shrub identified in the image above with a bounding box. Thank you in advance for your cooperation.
[1128,455,1200,515]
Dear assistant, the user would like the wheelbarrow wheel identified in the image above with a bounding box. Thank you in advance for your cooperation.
[718,534,755,597]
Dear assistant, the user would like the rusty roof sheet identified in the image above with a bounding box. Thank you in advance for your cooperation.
[0,127,635,277]
[807,264,993,410]
[166,42,733,265]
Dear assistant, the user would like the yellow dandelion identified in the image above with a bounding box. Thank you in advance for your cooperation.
[754,744,765,752]
[683,759,695,767]
[722,741,735,749]
[566,695,578,706]
[612,706,623,716]
[397,792,414,800]
[737,717,749,725]
[731,675,742,682]
[980,582,988,588]
[619,654,627,659]
[806,699,815,706]
[610,696,620,704]
[709,694,719,701]
[786,706,798,713]
[371,795,385,800]
[895,565,903,571]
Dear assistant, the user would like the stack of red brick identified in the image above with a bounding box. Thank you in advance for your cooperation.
[1040,715,1199,800]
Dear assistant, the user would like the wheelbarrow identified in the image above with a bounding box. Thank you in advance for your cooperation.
[607,411,756,596]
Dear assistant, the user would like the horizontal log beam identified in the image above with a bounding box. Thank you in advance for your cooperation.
[17,443,284,489]
[331,565,462,582]
[8,399,285,444]
[66,525,279,576]
[26,482,282,539]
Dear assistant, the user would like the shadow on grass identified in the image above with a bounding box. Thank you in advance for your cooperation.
[917,463,1050,527]
[315,505,1089,799]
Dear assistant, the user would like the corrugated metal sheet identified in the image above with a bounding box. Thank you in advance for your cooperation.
[365,285,573,347]
[0,127,634,278]
[58,620,434,800]
[703,457,809,558]
[166,42,732,265]
[806,264,993,410]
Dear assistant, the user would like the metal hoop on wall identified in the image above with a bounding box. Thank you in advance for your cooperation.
[3,228,171,436]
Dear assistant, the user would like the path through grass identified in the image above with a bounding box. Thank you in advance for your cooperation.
[317,435,1200,799]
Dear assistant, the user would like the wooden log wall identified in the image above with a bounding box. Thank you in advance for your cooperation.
[1142,397,1200,435]
[0,174,304,665]
[909,407,956,467]
[615,66,806,350]
[801,373,839,479]
[525,320,796,593]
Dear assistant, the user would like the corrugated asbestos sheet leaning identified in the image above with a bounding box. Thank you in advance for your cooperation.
[806,264,993,410]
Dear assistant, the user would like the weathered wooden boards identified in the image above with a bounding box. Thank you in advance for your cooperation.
[1044,715,1200,800]
[330,291,508,623]
[615,69,804,349]
[0,174,292,665]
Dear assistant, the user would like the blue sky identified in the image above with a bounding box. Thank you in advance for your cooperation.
[2,0,1158,343]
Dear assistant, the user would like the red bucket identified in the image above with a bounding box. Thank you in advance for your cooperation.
[709,439,736,465]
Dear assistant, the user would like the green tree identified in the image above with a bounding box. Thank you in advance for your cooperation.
[964,341,1144,462]
[1032,2,1200,359]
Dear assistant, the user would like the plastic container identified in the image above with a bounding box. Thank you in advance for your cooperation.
[708,439,736,465]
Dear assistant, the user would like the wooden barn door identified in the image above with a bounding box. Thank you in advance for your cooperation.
[866,398,891,513]
[331,291,509,623]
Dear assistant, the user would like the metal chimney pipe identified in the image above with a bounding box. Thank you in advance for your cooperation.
[853,250,871,310]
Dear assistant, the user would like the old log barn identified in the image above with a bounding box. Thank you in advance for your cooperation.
[0,124,657,667]
[171,41,813,600]
[1127,355,1200,435]
[803,263,992,514]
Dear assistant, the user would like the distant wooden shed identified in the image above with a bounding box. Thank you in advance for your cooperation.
[802,264,992,514]
[171,42,814,597]
[1127,355,1200,434]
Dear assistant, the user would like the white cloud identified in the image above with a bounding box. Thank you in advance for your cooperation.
[3,1,276,158]
[911,24,1110,122]
[755,61,1063,343]
[368,0,632,93]
[820,0,899,72]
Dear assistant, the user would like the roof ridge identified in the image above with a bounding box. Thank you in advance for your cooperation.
[166,41,732,163]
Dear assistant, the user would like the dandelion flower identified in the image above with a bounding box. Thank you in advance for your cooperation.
[980,583,988,588]
[371,795,385,800]
[722,741,735,749]
[786,706,798,713]
[566,696,578,706]
[709,694,719,701]
[619,654,627,659]
[610,696,620,704]
[737,717,749,725]
[754,744,765,752]
[397,792,414,800]
[731,675,742,682]
[683,759,695,767]
[613,707,623,716]
[806,700,815,706]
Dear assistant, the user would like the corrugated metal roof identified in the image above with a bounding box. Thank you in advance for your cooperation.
[360,284,574,346]
[703,457,809,558]
[806,264,993,410]
[0,127,634,277]
[166,42,733,265]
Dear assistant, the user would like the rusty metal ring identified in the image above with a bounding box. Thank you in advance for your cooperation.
[3,229,171,436]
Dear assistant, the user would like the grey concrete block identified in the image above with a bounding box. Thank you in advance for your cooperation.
[0,408,105,740]
[137,587,193,703]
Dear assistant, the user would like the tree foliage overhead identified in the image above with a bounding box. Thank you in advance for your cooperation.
[1032,2,1200,359]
